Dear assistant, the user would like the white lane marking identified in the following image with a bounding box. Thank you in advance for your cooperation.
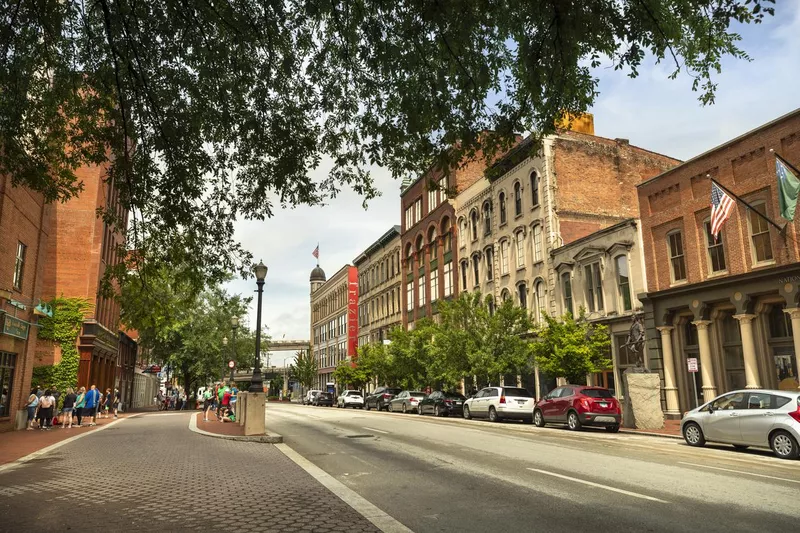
[275,443,413,533]
[678,462,800,484]
[0,414,141,475]
[363,427,389,434]
[526,468,669,503]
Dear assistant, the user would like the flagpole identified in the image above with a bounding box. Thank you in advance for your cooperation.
[773,149,800,178]
[708,176,785,233]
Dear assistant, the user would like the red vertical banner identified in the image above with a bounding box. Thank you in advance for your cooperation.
[347,266,359,361]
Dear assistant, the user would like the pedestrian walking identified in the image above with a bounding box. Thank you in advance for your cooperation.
[203,388,214,421]
[75,387,86,426]
[61,387,77,428]
[219,387,232,422]
[84,385,100,426]
[26,389,39,430]
[103,388,113,418]
[37,390,55,430]
[229,383,238,416]
[112,388,120,418]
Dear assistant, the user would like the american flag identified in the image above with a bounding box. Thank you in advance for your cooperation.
[710,182,735,239]
[312,245,319,259]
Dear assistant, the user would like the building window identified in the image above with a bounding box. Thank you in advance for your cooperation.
[483,202,491,236]
[487,298,495,316]
[532,225,543,263]
[499,192,507,224]
[428,227,438,263]
[615,255,632,312]
[514,182,522,216]
[518,283,527,309]
[414,198,422,224]
[0,352,16,417]
[406,281,413,311]
[459,219,466,248]
[515,231,525,268]
[584,263,603,312]
[485,247,494,281]
[430,267,439,302]
[534,280,545,322]
[748,203,774,263]
[405,207,413,230]
[721,311,746,391]
[443,261,453,297]
[501,289,511,302]
[470,209,478,241]
[428,186,438,211]
[530,172,539,206]
[668,231,687,282]
[443,229,452,253]
[460,260,468,291]
[472,256,480,287]
[13,242,26,291]
[702,221,727,273]
[561,272,573,315]
[500,240,509,275]
[418,275,426,307]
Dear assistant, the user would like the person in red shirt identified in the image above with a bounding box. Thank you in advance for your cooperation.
[219,389,232,422]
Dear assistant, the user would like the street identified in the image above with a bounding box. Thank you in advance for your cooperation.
[268,402,800,533]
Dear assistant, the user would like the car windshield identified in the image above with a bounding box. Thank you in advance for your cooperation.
[503,388,532,398]
[582,388,613,399]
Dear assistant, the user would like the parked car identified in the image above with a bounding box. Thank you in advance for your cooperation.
[313,392,334,407]
[337,390,364,408]
[681,389,800,459]
[533,385,621,432]
[304,390,321,405]
[388,391,426,413]
[418,391,467,417]
[364,387,402,411]
[463,386,535,423]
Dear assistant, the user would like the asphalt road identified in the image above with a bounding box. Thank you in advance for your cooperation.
[267,402,800,533]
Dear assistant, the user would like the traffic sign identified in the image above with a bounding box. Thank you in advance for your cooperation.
[228,360,235,369]
[687,358,699,373]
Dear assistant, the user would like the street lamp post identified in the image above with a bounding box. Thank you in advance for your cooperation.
[230,316,239,382]
[222,336,228,381]
[250,260,268,393]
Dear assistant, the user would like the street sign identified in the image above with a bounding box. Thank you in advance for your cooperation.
[228,360,235,369]
[687,358,699,373]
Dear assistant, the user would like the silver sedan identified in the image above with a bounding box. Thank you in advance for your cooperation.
[388,391,425,413]
[681,389,800,459]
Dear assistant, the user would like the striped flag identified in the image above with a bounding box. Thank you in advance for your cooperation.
[710,182,735,239]
[312,245,319,259]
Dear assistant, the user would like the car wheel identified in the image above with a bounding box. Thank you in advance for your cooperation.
[364,402,370,411]
[434,405,441,417]
[605,425,620,433]
[388,402,394,412]
[463,405,472,420]
[682,422,705,447]
[566,411,582,431]
[770,430,800,460]
[488,407,499,423]
[402,404,407,414]
[533,409,545,428]
[417,405,424,415]
[732,444,749,450]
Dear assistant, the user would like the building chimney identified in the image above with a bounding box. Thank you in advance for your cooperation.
[615,138,630,146]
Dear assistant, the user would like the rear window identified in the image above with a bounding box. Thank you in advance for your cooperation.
[410,392,426,398]
[347,391,362,396]
[503,388,532,398]
[774,395,791,408]
[445,392,466,400]
[319,393,331,399]
[582,388,613,399]
[387,388,402,394]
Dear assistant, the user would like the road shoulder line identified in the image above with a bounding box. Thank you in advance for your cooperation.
[275,442,413,533]
[527,467,669,503]
[677,461,800,484]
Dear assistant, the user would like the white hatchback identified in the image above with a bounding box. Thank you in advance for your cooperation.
[463,386,535,423]
[304,390,321,405]
[337,390,364,408]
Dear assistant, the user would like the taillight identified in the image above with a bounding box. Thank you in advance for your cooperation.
[499,396,506,404]
[580,398,592,410]
[410,398,418,402]
[383,393,391,398]
[789,405,800,424]
[444,399,452,404]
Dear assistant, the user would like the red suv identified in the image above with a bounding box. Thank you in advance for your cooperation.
[533,386,621,432]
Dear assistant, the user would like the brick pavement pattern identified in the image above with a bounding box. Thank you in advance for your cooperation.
[0,413,379,533]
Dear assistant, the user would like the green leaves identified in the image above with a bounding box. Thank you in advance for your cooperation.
[290,350,318,390]
[0,1,773,288]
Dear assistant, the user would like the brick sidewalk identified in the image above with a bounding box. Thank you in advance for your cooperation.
[620,419,682,438]
[195,411,245,436]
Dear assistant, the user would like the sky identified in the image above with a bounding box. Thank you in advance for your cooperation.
[224,4,800,367]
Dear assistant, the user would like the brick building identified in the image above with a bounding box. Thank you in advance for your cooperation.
[37,164,131,395]
[638,108,800,418]
[355,226,402,347]
[0,176,50,431]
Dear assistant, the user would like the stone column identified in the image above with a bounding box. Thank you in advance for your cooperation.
[657,326,680,416]
[783,308,800,383]
[692,320,717,401]
[733,313,760,388]
[534,365,541,400]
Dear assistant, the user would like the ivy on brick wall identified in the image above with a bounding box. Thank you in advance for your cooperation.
[31,297,91,395]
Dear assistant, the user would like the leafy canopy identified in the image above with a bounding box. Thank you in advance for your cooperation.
[290,350,318,391]
[0,0,775,286]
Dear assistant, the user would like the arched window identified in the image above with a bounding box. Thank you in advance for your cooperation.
[472,255,480,287]
[441,217,452,253]
[501,289,511,302]
[499,192,507,224]
[530,172,539,206]
[615,255,632,311]
[532,224,543,263]
[470,209,478,241]
[485,247,494,281]
[534,280,545,322]
[460,260,469,290]
[458,218,466,248]
[416,235,425,267]
[514,182,522,216]
[499,240,509,275]
[515,230,525,268]
[518,282,528,309]
[482,202,491,235]
[487,298,495,316]
[428,226,438,263]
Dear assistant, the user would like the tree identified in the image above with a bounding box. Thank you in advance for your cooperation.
[1,1,775,288]
[531,308,612,385]
[290,350,318,394]
[386,321,438,390]
[332,360,368,391]
[268,374,284,397]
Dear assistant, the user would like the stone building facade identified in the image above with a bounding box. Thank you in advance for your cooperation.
[355,226,402,347]
[638,108,800,418]
[0,175,50,431]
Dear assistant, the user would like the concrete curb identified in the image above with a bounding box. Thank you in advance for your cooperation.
[619,429,682,440]
[188,412,283,443]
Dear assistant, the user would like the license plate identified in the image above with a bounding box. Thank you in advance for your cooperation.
[455,401,462,405]
[516,400,526,404]
[598,402,608,407]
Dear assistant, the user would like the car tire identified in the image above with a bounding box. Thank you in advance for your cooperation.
[770,430,800,460]
[732,444,749,450]
[682,422,705,447]
[417,405,423,415]
[488,407,499,423]
[463,405,472,420]
[402,404,407,414]
[388,403,393,412]
[566,411,582,431]
[434,405,441,417]
[605,425,620,433]
[364,402,370,411]
[533,409,546,428]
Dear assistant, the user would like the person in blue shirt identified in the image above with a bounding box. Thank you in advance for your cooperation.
[84,385,101,426]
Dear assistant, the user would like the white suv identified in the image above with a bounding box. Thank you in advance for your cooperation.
[337,390,364,409]
[463,386,535,423]
[304,390,321,405]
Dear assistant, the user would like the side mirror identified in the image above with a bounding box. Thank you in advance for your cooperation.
[708,404,715,414]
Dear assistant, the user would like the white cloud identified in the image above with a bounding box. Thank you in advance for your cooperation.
[225,5,800,366]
